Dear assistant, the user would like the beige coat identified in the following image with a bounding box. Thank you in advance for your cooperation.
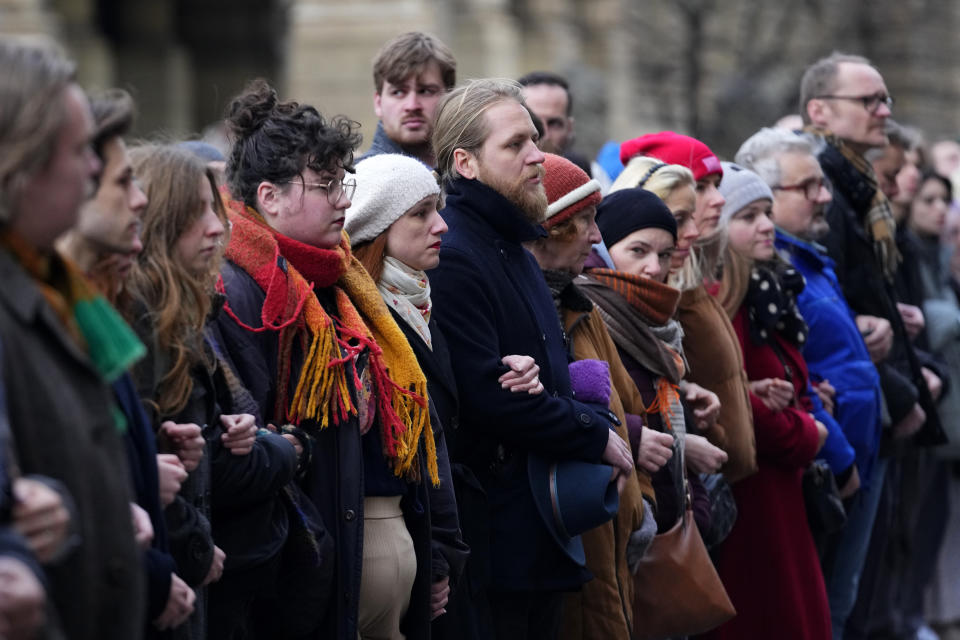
[560,305,653,640]
[677,283,757,482]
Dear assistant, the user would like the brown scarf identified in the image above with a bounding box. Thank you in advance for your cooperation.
[580,269,687,433]
[218,196,438,485]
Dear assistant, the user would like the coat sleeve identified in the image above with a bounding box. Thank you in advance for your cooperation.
[430,248,609,462]
[805,381,856,475]
[748,391,821,469]
[209,431,298,510]
[426,402,470,586]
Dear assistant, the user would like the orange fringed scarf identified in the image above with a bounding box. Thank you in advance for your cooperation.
[219,196,438,485]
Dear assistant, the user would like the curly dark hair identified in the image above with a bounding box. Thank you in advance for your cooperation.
[225,78,362,208]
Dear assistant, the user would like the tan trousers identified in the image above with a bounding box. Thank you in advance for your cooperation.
[357,496,417,640]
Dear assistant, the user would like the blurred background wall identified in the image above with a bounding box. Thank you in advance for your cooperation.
[4,0,959,159]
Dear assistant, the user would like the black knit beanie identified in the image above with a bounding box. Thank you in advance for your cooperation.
[596,187,678,249]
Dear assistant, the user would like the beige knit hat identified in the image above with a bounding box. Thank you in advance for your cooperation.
[344,153,441,245]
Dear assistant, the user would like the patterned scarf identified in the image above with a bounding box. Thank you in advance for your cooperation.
[218,197,438,485]
[378,257,433,350]
[580,268,687,434]
[744,260,808,349]
[806,126,900,281]
[1,232,145,432]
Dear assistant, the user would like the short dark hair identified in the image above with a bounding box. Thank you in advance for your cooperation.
[372,32,456,94]
[88,88,135,163]
[518,71,572,115]
[224,78,362,209]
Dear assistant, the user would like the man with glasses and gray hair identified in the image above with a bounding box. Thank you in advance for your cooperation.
[736,127,883,639]
[801,52,947,640]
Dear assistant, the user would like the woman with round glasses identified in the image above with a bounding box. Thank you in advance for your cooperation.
[213,79,443,640]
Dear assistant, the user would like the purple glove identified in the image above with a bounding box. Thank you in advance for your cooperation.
[568,359,612,406]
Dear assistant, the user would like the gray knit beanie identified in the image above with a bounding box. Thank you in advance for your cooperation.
[718,161,774,227]
[344,153,441,245]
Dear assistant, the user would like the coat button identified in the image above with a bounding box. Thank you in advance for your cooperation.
[578,413,591,425]
[344,509,356,522]
[450,416,459,429]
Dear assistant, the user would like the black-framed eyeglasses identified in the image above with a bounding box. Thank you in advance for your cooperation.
[772,177,828,201]
[284,176,357,205]
[815,93,894,114]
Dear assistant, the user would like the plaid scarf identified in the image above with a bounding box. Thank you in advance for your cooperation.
[806,126,901,282]
[218,197,437,485]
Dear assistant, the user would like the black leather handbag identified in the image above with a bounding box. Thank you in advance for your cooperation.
[802,460,847,535]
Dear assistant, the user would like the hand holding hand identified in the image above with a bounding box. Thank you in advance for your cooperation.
[430,576,450,620]
[635,427,674,474]
[201,546,225,587]
[160,422,204,472]
[156,454,187,507]
[750,378,794,412]
[499,355,544,395]
[220,414,257,456]
[856,315,894,362]
[602,431,634,478]
[684,383,720,431]
[814,379,836,416]
[684,433,728,474]
[839,465,861,499]
[12,478,71,564]
[0,556,46,640]
[893,403,926,440]
[131,502,154,549]
[897,303,925,340]
[922,367,943,402]
[153,573,195,630]
[814,419,829,453]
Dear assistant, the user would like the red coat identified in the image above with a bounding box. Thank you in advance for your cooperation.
[704,306,831,640]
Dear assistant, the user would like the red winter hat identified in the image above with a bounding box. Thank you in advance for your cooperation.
[542,153,602,229]
[619,131,723,182]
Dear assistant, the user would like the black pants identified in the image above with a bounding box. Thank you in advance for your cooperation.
[207,555,282,640]
[488,590,563,640]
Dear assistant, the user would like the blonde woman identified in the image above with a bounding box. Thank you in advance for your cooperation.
[615,134,757,483]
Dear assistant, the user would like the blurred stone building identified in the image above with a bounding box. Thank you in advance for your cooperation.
[4,0,960,160]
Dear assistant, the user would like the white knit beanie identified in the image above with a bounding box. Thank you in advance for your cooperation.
[344,154,441,245]
[718,161,774,227]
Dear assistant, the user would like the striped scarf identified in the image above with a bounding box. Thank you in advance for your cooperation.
[218,197,438,485]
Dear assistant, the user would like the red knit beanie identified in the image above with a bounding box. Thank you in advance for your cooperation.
[542,153,602,229]
[619,131,723,182]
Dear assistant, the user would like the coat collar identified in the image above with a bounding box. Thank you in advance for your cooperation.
[442,178,547,245]
[0,249,96,372]
[775,228,831,267]
[362,121,406,159]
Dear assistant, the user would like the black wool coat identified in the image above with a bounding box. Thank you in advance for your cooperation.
[427,178,611,593]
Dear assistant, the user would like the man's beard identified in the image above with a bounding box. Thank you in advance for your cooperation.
[478,163,548,225]
[807,209,830,240]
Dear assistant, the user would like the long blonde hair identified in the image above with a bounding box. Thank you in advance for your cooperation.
[126,144,229,416]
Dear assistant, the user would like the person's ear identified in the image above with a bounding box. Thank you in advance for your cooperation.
[374,90,383,119]
[256,181,283,219]
[454,148,478,180]
[806,99,828,128]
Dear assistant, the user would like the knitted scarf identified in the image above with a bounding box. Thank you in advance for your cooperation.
[219,198,438,485]
[378,257,433,350]
[580,268,687,433]
[806,126,900,281]
[745,261,808,349]
[0,232,145,432]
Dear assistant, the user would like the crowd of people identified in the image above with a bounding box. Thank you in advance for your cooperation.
[0,27,959,640]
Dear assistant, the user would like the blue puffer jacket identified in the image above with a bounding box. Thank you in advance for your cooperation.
[776,230,881,487]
